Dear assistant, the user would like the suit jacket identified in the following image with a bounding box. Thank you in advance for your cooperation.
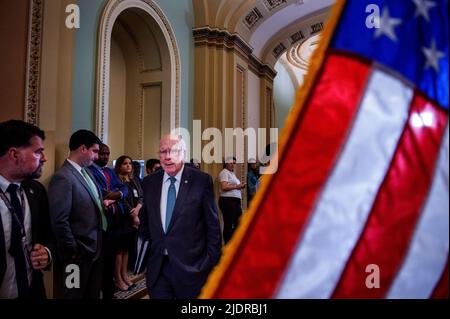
[48,161,104,263]
[88,164,128,219]
[0,179,53,298]
[141,165,222,293]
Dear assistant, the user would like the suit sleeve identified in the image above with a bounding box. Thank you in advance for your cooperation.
[202,174,222,266]
[138,179,151,244]
[48,174,77,261]
[110,170,128,199]
[34,181,55,269]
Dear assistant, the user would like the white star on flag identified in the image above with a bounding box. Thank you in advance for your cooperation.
[422,39,445,72]
[374,7,402,42]
[413,0,436,22]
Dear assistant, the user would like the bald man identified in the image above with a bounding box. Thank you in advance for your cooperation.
[140,135,221,299]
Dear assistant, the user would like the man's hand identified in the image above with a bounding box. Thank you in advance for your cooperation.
[103,199,116,207]
[30,243,49,270]
[130,203,142,217]
[105,191,122,200]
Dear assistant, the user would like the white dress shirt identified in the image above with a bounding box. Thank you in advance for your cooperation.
[67,158,83,174]
[0,174,32,299]
[160,165,185,233]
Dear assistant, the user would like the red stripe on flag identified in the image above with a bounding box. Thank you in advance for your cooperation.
[332,92,448,298]
[213,54,371,298]
[430,258,449,299]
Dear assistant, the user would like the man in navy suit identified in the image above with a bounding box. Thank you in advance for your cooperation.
[0,120,53,299]
[140,135,221,299]
[88,143,127,225]
[88,143,128,298]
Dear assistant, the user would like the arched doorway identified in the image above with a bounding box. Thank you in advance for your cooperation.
[96,0,180,161]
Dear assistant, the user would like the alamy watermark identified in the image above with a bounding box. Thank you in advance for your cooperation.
[65,4,80,29]
[365,4,381,29]
[169,120,279,174]
[365,264,380,289]
[65,264,80,289]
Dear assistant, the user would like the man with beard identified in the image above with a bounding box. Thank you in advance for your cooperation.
[0,120,53,299]
[48,129,105,298]
[88,143,128,298]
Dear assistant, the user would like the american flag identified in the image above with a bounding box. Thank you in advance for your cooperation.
[201,0,448,298]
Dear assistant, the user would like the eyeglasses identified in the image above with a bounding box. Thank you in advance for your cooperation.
[159,148,182,157]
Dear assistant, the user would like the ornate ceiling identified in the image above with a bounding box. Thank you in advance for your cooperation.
[193,0,334,69]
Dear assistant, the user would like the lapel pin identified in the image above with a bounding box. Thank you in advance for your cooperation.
[184,180,188,184]
[30,189,34,194]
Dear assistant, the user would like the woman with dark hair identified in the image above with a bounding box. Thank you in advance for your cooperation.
[113,156,143,291]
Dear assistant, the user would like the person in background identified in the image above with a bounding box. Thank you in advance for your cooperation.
[114,156,142,291]
[145,158,161,175]
[0,120,53,299]
[218,156,246,244]
[88,143,128,298]
[48,129,104,298]
[132,161,143,185]
[247,158,260,205]
[189,158,201,170]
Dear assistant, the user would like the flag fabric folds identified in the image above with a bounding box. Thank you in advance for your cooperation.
[201,0,449,299]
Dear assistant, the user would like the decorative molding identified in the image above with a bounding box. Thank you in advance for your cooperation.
[310,21,324,34]
[193,27,253,56]
[243,7,263,29]
[263,0,287,11]
[248,54,277,79]
[235,65,247,201]
[286,33,321,71]
[193,27,276,80]
[272,42,286,59]
[262,12,328,67]
[96,0,180,143]
[24,0,44,125]
[290,30,305,44]
[265,86,274,128]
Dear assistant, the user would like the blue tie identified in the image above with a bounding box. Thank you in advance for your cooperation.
[165,177,176,233]
[6,184,30,298]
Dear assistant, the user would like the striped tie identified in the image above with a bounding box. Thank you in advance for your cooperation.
[81,168,107,231]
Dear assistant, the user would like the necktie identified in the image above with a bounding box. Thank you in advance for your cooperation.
[81,168,108,232]
[165,177,177,233]
[6,184,30,298]
[102,167,111,190]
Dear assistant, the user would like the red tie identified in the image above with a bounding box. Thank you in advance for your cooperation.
[102,168,111,190]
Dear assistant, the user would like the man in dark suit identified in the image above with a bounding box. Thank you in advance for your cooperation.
[88,143,127,298]
[0,120,53,299]
[141,135,222,299]
[48,129,105,299]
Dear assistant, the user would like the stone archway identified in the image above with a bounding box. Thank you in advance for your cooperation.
[96,0,180,160]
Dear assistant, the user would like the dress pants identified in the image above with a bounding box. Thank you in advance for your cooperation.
[219,196,242,244]
[150,255,203,299]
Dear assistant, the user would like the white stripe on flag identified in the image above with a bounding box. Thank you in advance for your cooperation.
[387,126,449,299]
[276,69,413,298]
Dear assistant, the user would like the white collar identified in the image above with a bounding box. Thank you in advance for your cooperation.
[67,158,83,174]
[0,174,21,193]
[163,164,185,183]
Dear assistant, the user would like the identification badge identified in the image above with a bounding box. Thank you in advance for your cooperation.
[133,189,139,198]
